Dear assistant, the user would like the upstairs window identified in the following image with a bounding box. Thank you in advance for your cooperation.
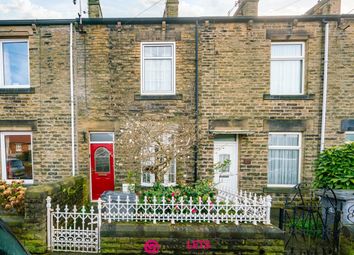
[270,42,304,95]
[0,40,30,88]
[141,42,175,95]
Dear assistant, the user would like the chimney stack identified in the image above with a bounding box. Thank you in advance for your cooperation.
[234,0,259,16]
[163,0,179,18]
[88,0,103,18]
[305,0,341,15]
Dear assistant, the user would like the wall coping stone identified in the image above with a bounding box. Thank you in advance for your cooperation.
[101,223,284,240]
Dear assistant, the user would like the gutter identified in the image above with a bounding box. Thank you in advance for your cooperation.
[194,20,199,182]
[0,15,352,26]
[320,21,329,152]
[70,23,76,176]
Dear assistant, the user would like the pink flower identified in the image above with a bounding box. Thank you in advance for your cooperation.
[192,209,197,214]
[171,192,175,197]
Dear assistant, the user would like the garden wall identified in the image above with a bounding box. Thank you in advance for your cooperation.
[101,223,284,254]
[341,225,354,255]
[3,175,88,254]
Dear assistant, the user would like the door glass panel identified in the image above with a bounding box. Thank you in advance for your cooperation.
[218,154,230,174]
[90,133,114,142]
[94,147,110,173]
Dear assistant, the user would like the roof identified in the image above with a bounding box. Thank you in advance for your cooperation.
[0,15,353,26]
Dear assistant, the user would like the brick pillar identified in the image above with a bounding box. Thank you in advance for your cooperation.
[234,0,259,16]
[305,0,341,15]
[88,0,103,18]
[163,0,179,18]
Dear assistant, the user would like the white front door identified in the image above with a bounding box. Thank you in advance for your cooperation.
[213,139,238,194]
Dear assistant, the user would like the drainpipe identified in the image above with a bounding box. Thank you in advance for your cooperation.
[320,21,329,152]
[70,23,76,176]
[194,20,199,182]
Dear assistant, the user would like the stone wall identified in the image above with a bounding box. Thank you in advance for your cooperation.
[75,23,197,189]
[0,24,74,183]
[341,225,354,255]
[4,175,88,254]
[101,223,284,254]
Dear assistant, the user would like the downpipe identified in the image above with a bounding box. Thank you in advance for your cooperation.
[320,21,329,152]
[70,23,76,176]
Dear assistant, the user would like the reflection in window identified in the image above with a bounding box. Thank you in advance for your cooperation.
[2,41,29,86]
[5,134,32,180]
[95,147,110,173]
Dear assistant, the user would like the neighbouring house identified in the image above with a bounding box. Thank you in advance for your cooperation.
[0,0,353,202]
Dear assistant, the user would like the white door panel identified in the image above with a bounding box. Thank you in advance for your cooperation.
[213,140,238,194]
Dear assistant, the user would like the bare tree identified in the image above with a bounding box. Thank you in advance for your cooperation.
[117,115,195,183]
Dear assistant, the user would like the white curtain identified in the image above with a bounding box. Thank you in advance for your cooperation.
[143,45,173,93]
[268,134,300,185]
[271,61,302,95]
[271,44,303,95]
[268,149,299,185]
[144,59,172,92]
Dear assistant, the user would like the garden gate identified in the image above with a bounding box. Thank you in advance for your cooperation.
[46,197,101,253]
[279,184,342,255]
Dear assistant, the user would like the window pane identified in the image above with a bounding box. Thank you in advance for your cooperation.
[271,60,302,94]
[144,59,172,92]
[166,160,176,184]
[144,46,172,57]
[268,149,299,185]
[5,135,32,180]
[218,154,230,173]
[271,44,302,57]
[90,133,114,142]
[94,147,110,173]
[3,42,29,86]
[269,134,299,146]
[346,133,354,142]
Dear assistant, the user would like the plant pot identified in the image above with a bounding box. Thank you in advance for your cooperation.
[122,184,135,193]
[317,189,354,225]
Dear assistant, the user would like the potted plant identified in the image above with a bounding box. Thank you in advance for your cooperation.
[314,142,354,225]
[122,170,137,193]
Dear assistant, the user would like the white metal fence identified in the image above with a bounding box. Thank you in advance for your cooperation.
[101,192,272,225]
[46,191,272,253]
[46,197,101,253]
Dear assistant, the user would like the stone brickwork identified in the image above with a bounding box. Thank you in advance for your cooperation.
[0,25,74,183]
[2,175,87,254]
[101,223,284,254]
[0,13,353,202]
[75,23,197,188]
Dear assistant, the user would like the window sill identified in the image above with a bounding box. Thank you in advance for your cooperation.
[263,186,297,194]
[0,88,35,94]
[135,94,182,101]
[263,94,315,100]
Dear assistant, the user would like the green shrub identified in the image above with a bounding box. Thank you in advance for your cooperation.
[136,180,217,204]
[314,142,354,190]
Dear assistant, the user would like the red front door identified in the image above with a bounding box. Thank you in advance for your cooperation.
[90,143,115,200]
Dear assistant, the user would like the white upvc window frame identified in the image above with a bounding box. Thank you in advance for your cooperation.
[270,42,305,95]
[140,160,177,187]
[141,42,176,96]
[345,131,354,143]
[1,132,34,184]
[0,39,30,88]
[267,132,302,188]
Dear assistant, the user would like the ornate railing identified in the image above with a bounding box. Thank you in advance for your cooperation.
[101,192,272,225]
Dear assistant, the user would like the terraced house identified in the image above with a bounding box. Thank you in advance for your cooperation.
[0,0,353,202]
